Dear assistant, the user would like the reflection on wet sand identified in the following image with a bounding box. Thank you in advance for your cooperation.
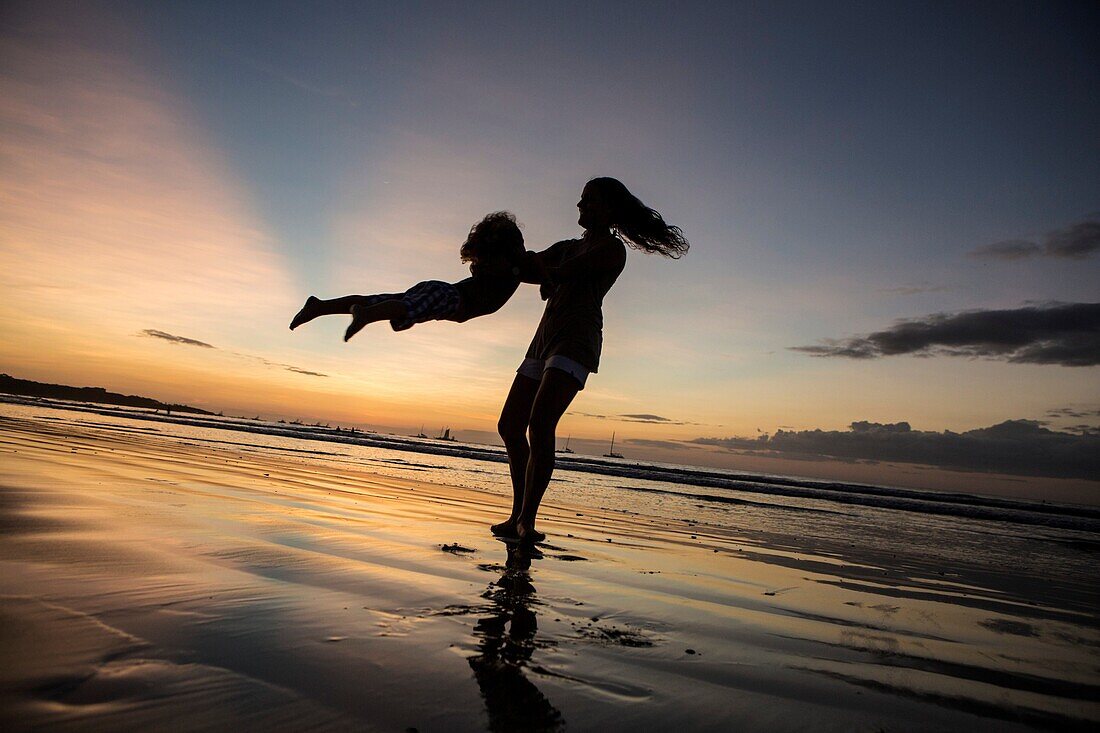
[468,543,564,732]
[1,410,1098,731]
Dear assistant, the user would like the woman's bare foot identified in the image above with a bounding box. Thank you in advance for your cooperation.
[516,521,545,544]
[490,518,519,538]
[290,296,322,330]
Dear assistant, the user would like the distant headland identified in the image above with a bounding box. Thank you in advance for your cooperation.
[0,374,213,415]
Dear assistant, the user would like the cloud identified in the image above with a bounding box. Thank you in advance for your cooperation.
[234,356,328,379]
[137,330,327,377]
[1046,407,1100,420]
[282,366,328,378]
[625,438,702,451]
[969,240,1042,261]
[620,413,673,423]
[140,329,216,349]
[876,284,948,296]
[692,419,1100,480]
[578,411,675,423]
[1043,407,1100,436]
[575,411,698,425]
[968,219,1100,261]
[1046,221,1100,259]
[791,302,1100,367]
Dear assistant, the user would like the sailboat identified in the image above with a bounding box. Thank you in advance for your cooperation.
[416,424,428,438]
[557,435,575,454]
[603,432,623,458]
[437,426,456,441]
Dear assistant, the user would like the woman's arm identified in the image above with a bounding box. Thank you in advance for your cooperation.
[516,241,571,284]
[516,250,549,284]
[546,237,626,282]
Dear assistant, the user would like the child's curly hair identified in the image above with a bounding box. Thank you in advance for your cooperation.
[460,211,524,264]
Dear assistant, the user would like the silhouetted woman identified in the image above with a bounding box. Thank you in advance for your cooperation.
[494,177,688,543]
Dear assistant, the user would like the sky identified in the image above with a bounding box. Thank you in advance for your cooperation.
[1,0,1098,502]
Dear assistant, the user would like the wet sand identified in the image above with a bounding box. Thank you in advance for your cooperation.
[1,415,1097,731]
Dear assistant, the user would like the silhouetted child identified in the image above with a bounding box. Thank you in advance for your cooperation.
[290,212,529,341]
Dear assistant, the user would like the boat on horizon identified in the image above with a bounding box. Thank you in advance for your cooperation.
[557,435,575,454]
[603,432,623,459]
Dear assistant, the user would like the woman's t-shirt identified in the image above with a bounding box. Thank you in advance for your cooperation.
[525,235,627,372]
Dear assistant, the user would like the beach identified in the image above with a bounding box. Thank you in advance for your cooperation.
[1,405,1097,731]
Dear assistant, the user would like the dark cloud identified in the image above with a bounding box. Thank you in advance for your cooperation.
[1045,406,1100,436]
[282,366,328,377]
[876,284,948,296]
[252,356,328,378]
[968,240,1042,261]
[577,411,697,425]
[692,419,1099,480]
[1046,220,1100,259]
[968,219,1100,261]
[791,302,1100,367]
[620,413,673,423]
[1046,407,1100,419]
[140,329,216,349]
[625,438,701,451]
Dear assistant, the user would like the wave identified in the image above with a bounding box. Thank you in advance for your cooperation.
[7,395,1099,534]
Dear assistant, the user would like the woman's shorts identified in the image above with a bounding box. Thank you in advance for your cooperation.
[384,280,460,331]
[517,355,590,389]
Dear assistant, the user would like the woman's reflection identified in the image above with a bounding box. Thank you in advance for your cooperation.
[468,542,564,732]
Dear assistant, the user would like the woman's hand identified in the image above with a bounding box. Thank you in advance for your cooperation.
[517,250,551,284]
[539,281,557,301]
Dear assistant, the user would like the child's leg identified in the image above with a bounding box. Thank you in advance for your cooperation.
[344,299,408,341]
[290,295,375,330]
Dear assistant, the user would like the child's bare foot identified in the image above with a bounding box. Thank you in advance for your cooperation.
[516,521,545,545]
[344,304,371,342]
[290,296,322,330]
[491,518,519,538]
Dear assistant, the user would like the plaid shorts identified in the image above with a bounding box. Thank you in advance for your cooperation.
[375,279,460,331]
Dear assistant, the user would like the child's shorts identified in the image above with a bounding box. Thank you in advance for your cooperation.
[393,280,461,331]
[361,280,461,332]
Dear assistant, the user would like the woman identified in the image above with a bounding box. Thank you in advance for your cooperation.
[493,177,689,543]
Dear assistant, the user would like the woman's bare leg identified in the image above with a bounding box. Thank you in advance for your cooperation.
[345,300,407,341]
[493,374,540,537]
[517,368,580,543]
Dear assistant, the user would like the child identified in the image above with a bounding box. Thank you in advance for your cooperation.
[290,212,529,341]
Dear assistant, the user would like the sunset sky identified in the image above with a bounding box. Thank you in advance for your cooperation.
[1,1,1097,500]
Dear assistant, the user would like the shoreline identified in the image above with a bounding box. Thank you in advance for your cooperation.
[4,395,1098,529]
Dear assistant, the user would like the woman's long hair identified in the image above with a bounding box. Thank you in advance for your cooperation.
[590,177,689,258]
